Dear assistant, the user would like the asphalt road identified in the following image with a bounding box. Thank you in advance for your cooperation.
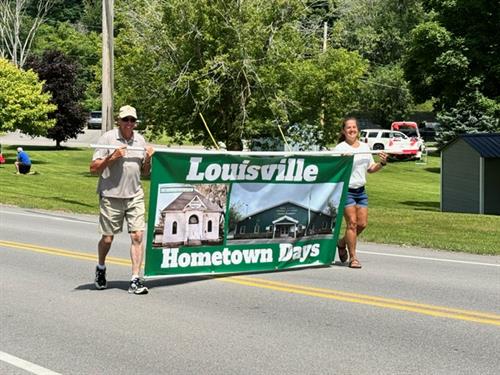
[1,205,499,375]
[0,129,103,148]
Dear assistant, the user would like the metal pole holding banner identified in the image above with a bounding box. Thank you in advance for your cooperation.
[277,125,292,152]
[89,144,386,156]
[198,113,220,150]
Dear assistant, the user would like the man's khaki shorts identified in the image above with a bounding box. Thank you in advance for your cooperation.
[99,191,145,235]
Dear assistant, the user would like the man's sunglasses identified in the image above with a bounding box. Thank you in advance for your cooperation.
[121,117,137,123]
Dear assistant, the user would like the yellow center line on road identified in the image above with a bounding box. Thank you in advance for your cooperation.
[2,240,499,326]
[220,277,500,326]
[228,276,500,320]
[0,240,130,266]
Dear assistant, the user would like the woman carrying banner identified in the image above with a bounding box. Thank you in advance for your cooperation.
[333,117,387,268]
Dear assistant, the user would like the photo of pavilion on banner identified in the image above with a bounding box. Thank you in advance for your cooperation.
[90,146,378,278]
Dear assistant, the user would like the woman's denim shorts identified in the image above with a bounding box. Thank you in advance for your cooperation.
[345,186,368,207]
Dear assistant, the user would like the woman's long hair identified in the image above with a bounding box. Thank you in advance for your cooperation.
[337,117,359,143]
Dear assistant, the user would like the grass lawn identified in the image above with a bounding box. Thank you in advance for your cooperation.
[1,145,499,255]
[364,156,500,254]
[0,145,148,215]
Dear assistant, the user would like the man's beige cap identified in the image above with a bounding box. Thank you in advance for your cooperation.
[118,105,137,119]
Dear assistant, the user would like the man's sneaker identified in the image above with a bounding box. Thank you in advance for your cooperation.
[95,266,107,290]
[128,277,148,295]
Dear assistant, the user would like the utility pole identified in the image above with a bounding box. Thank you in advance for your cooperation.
[320,21,328,127]
[102,0,114,132]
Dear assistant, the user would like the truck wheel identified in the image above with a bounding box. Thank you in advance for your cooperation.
[373,144,384,150]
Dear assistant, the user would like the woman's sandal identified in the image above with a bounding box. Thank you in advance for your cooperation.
[349,258,362,269]
[337,241,348,263]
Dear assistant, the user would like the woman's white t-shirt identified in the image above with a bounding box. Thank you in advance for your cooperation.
[333,141,374,188]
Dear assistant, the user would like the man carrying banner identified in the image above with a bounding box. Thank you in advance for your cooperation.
[334,117,387,269]
[90,105,154,294]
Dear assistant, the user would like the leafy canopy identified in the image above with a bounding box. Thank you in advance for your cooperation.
[31,22,101,111]
[435,88,499,147]
[404,0,499,109]
[26,50,87,148]
[114,0,367,149]
[332,0,424,127]
[358,64,414,127]
[333,0,425,65]
[0,58,56,136]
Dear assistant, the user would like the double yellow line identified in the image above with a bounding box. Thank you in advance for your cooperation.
[0,240,130,266]
[221,276,500,326]
[2,240,499,326]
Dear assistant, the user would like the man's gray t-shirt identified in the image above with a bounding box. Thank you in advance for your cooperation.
[92,128,147,198]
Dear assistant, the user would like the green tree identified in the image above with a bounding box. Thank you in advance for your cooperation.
[229,203,244,232]
[331,0,423,125]
[27,0,83,24]
[31,22,101,110]
[403,21,468,108]
[332,0,425,65]
[435,88,500,147]
[114,0,366,149]
[403,0,499,110]
[26,50,87,148]
[359,64,414,127]
[0,58,56,136]
[286,122,325,151]
[422,0,499,101]
[81,0,101,33]
[253,47,366,143]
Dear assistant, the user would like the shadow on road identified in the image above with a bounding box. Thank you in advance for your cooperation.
[74,275,211,292]
[74,264,342,292]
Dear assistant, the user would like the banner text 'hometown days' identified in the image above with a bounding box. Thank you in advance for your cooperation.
[161,243,321,268]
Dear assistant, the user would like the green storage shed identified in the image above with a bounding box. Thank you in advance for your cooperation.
[441,133,500,215]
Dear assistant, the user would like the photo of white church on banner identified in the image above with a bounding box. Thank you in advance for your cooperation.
[152,184,225,248]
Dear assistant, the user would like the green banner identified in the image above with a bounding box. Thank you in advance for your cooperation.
[145,151,353,278]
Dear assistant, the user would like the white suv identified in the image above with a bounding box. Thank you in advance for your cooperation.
[360,129,408,150]
[359,129,423,159]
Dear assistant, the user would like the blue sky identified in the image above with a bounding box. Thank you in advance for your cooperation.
[229,182,344,217]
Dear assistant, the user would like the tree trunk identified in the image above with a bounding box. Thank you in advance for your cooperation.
[226,138,243,151]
